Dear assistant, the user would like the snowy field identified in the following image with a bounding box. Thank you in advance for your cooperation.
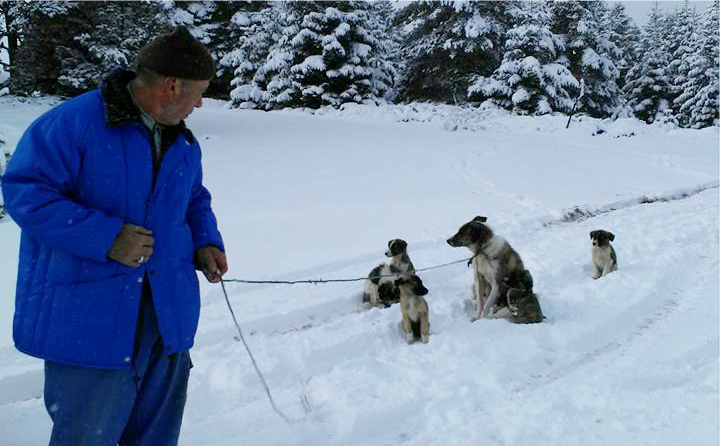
[0,97,718,446]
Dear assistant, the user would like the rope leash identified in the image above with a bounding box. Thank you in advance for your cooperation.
[221,255,475,285]
[220,279,294,423]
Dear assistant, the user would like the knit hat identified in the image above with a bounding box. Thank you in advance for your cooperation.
[136,26,215,80]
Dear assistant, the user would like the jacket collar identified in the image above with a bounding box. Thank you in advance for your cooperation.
[100,68,196,144]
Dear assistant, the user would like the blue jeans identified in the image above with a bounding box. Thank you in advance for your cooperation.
[44,286,192,446]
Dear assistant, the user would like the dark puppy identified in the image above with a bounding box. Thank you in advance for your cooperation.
[590,230,617,279]
[504,269,543,324]
[363,239,415,307]
[396,275,430,343]
[447,216,525,321]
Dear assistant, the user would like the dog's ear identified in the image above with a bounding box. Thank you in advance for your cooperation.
[473,216,488,223]
[396,239,407,250]
[608,232,615,241]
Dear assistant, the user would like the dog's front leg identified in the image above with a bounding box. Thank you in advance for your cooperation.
[420,313,430,344]
[472,272,488,321]
[482,282,501,318]
[402,314,414,343]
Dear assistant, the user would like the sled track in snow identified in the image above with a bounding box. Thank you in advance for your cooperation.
[545,180,719,226]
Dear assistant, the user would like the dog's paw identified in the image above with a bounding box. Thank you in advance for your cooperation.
[420,334,429,343]
[405,333,415,344]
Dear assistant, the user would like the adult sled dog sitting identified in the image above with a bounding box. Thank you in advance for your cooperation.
[2,26,227,446]
[447,216,530,321]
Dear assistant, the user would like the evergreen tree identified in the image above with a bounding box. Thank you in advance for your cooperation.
[665,0,699,115]
[677,0,719,128]
[366,0,401,101]
[10,1,85,95]
[468,0,577,115]
[623,3,672,123]
[551,0,621,118]
[0,1,21,85]
[231,1,384,109]
[226,2,287,108]
[170,1,260,98]
[607,2,641,89]
[394,0,509,104]
[56,2,169,96]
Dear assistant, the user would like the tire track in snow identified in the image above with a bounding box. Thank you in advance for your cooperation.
[545,180,719,226]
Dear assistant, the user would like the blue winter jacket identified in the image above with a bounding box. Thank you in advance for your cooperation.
[1,69,224,369]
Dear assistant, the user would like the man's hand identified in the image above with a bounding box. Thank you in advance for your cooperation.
[108,224,154,267]
[195,245,228,283]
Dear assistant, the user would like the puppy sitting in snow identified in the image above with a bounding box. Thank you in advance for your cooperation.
[447,216,525,321]
[504,269,544,324]
[396,275,430,344]
[590,230,617,279]
[363,239,415,307]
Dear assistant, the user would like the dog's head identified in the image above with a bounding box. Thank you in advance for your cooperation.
[395,274,428,296]
[447,216,492,249]
[590,230,615,247]
[385,238,408,257]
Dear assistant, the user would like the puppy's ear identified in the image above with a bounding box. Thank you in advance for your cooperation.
[474,216,488,222]
[608,232,615,241]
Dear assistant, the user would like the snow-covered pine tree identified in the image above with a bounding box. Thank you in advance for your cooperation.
[231,1,383,109]
[665,0,699,122]
[224,2,279,107]
[56,2,169,95]
[551,0,621,118]
[468,0,578,115]
[622,3,672,124]
[170,1,262,98]
[285,1,379,108]
[366,0,401,101]
[0,1,21,86]
[678,0,719,128]
[10,1,85,95]
[607,2,641,90]
[394,0,509,104]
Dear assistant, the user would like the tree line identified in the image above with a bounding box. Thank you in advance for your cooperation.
[0,0,717,128]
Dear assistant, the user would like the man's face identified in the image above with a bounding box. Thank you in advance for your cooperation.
[159,78,209,125]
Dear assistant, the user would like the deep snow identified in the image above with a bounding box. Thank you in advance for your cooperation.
[0,97,718,446]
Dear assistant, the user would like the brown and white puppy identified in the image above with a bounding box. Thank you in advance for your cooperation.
[590,230,617,279]
[363,239,416,307]
[504,269,544,324]
[396,275,430,343]
[447,216,525,321]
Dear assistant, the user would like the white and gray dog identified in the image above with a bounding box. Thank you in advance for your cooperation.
[363,239,415,307]
[590,230,617,279]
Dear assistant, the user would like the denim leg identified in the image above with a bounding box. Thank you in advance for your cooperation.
[44,361,137,446]
[44,284,191,446]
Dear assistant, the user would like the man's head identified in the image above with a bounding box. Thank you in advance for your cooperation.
[132,26,214,125]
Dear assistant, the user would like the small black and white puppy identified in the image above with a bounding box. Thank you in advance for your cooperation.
[363,239,416,307]
[590,230,617,279]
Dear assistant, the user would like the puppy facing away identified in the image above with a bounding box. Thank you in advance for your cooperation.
[447,216,526,321]
[504,269,544,324]
[363,239,416,307]
[395,275,430,343]
[590,230,617,279]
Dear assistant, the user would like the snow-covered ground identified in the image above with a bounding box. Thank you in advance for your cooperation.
[0,97,718,446]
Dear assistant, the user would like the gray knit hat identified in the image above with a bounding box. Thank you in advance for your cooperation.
[136,26,215,80]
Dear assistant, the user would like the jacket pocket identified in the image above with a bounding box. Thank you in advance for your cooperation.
[43,274,138,367]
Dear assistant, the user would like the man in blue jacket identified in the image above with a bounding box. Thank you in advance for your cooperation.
[1,26,228,446]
